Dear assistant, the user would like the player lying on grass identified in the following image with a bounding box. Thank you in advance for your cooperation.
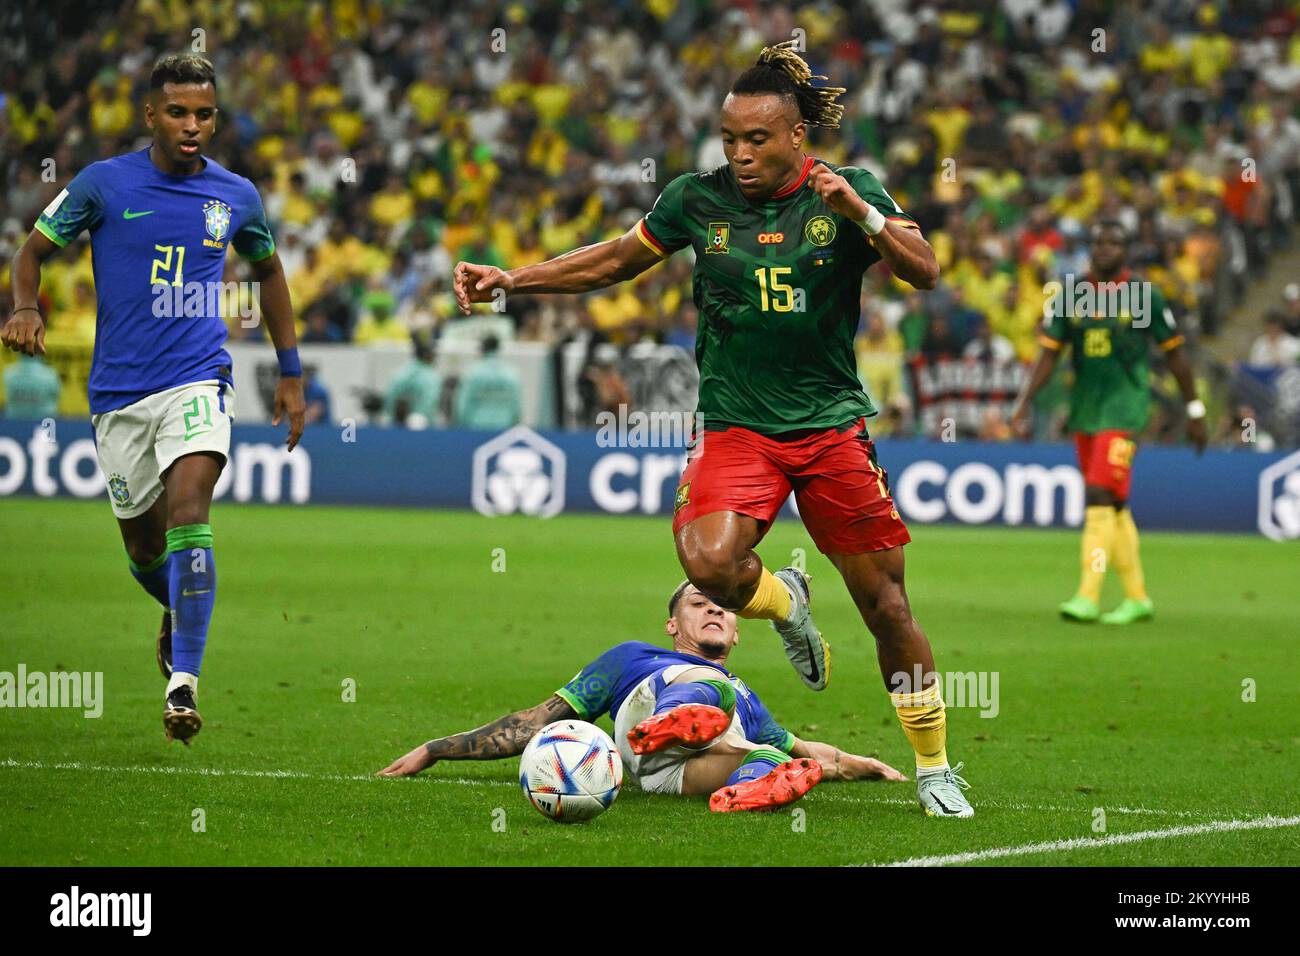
[379,581,909,813]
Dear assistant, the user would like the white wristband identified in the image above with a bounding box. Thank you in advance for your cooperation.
[1186,399,1206,420]
[855,204,886,236]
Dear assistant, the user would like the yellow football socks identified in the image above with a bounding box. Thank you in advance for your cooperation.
[1078,505,1117,602]
[891,682,948,770]
[737,567,792,622]
[1112,508,1148,600]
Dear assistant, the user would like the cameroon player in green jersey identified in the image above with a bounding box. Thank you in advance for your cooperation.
[455,42,973,817]
[1012,220,1207,624]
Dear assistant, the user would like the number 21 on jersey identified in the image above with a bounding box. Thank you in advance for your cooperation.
[151,244,186,287]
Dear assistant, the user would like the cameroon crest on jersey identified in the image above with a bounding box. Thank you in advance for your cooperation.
[805,215,836,246]
[706,222,730,254]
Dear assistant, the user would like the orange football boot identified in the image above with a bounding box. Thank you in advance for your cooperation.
[709,758,823,813]
[627,704,730,755]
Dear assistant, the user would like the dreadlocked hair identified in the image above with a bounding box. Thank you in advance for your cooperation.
[730,40,845,129]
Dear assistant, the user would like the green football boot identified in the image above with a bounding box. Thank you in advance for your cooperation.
[917,762,974,818]
[1100,597,1155,625]
[1058,594,1100,622]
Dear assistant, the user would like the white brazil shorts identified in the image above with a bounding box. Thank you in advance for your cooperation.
[613,663,746,795]
[91,379,234,519]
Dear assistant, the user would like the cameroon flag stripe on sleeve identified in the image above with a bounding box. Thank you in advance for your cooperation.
[886,216,921,230]
[635,219,668,257]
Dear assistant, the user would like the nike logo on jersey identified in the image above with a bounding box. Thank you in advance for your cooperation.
[122,209,155,219]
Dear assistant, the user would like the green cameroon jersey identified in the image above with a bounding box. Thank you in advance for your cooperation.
[1039,270,1185,434]
[636,155,919,433]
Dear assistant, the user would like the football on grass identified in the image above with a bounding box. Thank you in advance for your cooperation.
[519,720,623,823]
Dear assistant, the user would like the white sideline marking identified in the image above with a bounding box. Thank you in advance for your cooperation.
[0,758,512,788]
[878,815,1300,867]
[1,758,1207,819]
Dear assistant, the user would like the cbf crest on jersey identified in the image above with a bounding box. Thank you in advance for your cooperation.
[202,200,232,249]
[706,221,731,254]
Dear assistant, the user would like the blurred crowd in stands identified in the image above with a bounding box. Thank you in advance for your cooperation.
[2,0,1298,446]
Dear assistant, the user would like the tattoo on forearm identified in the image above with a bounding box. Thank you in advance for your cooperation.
[424,696,573,761]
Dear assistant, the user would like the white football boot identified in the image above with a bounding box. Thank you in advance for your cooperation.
[771,567,831,691]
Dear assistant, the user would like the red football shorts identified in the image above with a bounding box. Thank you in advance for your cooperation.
[671,418,911,555]
[1074,430,1137,499]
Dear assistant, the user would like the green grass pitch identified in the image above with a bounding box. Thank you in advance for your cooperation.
[1,498,1297,866]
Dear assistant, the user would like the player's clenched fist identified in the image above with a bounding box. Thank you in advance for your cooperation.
[806,162,877,228]
[453,261,514,315]
[1,308,47,356]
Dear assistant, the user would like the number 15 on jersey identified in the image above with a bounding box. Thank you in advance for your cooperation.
[754,267,805,313]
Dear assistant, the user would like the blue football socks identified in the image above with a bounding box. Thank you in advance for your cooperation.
[165,524,216,679]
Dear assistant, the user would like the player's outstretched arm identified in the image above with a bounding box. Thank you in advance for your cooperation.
[788,738,908,782]
[376,694,578,777]
[1,230,60,356]
[453,226,664,315]
[248,251,306,450]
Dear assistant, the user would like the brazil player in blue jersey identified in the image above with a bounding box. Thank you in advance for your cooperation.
[2,54,305,744]
[378,582,905,812]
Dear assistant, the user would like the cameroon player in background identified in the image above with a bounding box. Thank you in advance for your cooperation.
[1012,220,1207,624]
[2,54,306,742]
[455,42,973,818]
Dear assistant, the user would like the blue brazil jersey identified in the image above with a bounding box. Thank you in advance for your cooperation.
[36,147,275,413]
[556,641,795,752]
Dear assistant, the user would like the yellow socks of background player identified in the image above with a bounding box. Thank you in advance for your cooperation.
[1111,508,1148,600]
[1078,505,1117,601]
[891,682,948,770]
[736,567,792,622]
